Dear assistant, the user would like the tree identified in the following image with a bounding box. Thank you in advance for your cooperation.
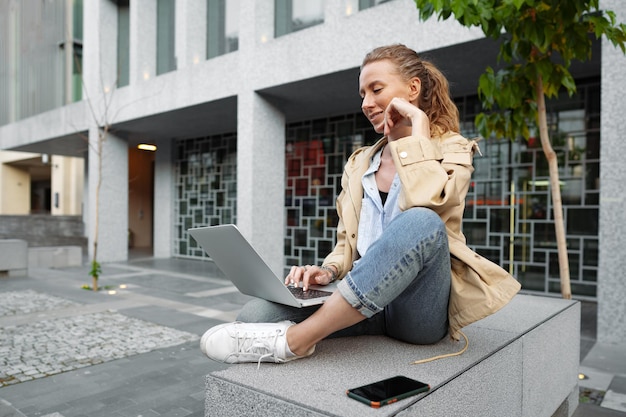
[82,74,114,292]
[74,56,127,291]
[414,0,626,299]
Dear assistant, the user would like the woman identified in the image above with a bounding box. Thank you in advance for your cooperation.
[200,44,520,365]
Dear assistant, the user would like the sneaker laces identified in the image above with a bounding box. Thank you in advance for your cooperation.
[233,328,284,369]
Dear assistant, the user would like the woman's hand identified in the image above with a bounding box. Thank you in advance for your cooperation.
[285,265,336,291]
[383,97,430,140]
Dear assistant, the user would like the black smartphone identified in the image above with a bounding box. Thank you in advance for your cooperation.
[346,375,430,408]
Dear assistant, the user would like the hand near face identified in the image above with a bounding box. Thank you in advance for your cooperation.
[383,97,430,140]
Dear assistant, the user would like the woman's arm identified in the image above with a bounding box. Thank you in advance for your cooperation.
[383,97,475,214]
[388,134,475,215]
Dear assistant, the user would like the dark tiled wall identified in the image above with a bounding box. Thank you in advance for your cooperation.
[174,133,237,258]
[283,113,377,274]
[175,86,600,299]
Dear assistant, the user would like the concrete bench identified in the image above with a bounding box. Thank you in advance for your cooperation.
[0,239,28,277]
[28,246,83,268]
[205,295,580,417]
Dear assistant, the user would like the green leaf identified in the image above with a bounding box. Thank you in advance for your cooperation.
[475,113,488,138]
[413,0,626,143]
[535,59,553,79]
[89,260,102,280]
[478,68,496,107]
[561,72,577,96]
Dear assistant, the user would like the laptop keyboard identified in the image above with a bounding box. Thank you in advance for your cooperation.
[288,286,333,300]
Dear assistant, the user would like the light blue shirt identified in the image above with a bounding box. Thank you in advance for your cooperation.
[357,147,402,257]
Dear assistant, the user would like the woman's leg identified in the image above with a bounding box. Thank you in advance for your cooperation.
[381,233,451,344]
[236,298,320,324]
[237,297,388,338]
[288,207,450,354]
[201,207,449,363]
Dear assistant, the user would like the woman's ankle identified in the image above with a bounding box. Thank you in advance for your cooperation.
[286,324,314,357]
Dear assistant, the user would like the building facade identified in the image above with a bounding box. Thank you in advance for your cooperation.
[0,0,84,217]
[1,0,625,345]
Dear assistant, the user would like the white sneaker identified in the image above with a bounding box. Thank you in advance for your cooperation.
[200,321,315,366]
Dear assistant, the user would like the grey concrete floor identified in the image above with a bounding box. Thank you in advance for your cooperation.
[0,252,624,417]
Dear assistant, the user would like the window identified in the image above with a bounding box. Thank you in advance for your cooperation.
[157,0,176,75]
[117,0,130,87]
[345,0,393,15]
[360,0,393,9]
[275,0,324,38]
[207,0,239,59]
[71,0,83,102]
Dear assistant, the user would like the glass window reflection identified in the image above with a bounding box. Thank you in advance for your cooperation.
[207,0,239,59]
[275,0,324,37]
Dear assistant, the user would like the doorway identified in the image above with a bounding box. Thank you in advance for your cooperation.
[128,146,155,256]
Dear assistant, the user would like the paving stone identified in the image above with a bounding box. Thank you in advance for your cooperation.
[0,290,81,317]
[0,292,199,388]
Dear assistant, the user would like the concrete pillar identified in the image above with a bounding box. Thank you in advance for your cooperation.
[83,0,127,263]
[130,0,157,84]
[175,0,206,69]
[82,0,117,96]
[239,0,273,49]
[6,3,17,122]
[236,91,286,276]
[324,0,347,27]
[153,137,174,258]
[233,0,286,276]
[87,127,128,263]
[598,0,626,345]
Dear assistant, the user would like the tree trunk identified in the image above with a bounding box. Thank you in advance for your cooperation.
[91,128,104,291]
[535,75,571,299]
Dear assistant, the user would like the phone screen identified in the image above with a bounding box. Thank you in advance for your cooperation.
[346,375,430,408]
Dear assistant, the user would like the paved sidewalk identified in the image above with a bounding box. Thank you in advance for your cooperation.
[0,256,248,417]
[0,254,625,417]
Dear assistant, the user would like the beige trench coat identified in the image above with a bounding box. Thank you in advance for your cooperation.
[323,133,521,340]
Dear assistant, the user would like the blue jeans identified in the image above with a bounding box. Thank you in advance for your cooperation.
[237,208,451,344]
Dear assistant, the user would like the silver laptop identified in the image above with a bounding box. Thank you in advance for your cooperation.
[188,224,337,307]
